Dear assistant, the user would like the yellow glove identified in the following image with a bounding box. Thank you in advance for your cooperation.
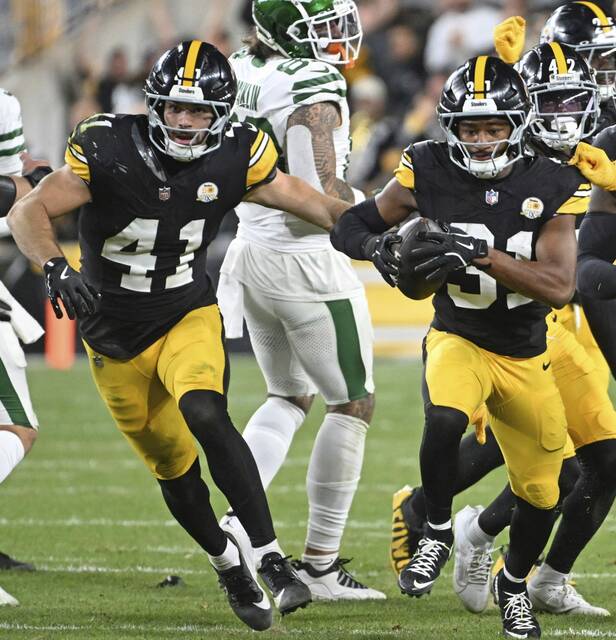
[569,141,616,190]
[470,403,489,446]
[493,16,526,64]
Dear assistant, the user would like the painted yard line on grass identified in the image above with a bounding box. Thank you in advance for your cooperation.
[548,630,616,638]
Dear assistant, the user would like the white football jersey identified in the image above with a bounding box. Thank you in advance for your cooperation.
[0,89,25,176]
[230,48,351,251]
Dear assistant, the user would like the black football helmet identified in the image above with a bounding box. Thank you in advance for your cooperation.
[541,2,616,103]
[517,42,600,158]
[144,40,237,161]
[437,56,532,179]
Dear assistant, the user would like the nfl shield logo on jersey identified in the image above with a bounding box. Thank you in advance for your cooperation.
[158,186,171,201]
[485,189,499,206]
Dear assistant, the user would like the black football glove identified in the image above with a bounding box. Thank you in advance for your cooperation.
[412,224,489,282]
[43,257,100,320]
[0,300,11,322]
[362,231,401,287]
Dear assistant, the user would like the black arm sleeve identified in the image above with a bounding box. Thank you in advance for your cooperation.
[329,197,391,260]
[0,175,17,218]
[577,212,616,299]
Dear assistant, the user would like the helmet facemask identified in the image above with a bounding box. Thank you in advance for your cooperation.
[528,75,600,153]
[439,108,532,179]
[573,32,616,102]
[145,87,231,161]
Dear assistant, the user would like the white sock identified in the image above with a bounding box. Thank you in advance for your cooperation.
[428,519,452,532]
[532,562,568,585]
[305,413,368,552]
[468,512,494,547]
[0,431,25,484]
[243,397,305,490]
[302,551,338,572]
[208,538,241,572]
[253,539,284,569]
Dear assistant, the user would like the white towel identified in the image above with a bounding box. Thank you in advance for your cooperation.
[0,281,44,344]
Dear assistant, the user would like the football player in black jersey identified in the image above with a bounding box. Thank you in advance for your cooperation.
[332,56,588,638]
[6,41,352,631]
[390,43,616,619]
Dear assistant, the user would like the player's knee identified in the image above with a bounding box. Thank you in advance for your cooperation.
[425,405,468,442]
[328,392,375,423]
[275,393,315,414]
[579,439,616,491]
[558,456,581,501]
[0,425,37,455]
[158,457,204,502]
[179,389,232,442]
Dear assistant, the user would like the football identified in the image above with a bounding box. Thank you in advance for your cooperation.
[393,217,448,300]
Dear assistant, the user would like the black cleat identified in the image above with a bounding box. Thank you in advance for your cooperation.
[494,569,541,639]
[0,552,34,571]
[398,535,452,597]
[215,531,272,631]
[390,486,426,575]
[258,553,311,615]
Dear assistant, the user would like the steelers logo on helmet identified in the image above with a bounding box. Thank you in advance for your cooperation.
[437,56,532,179]
[520,197,544,219]
[540,2,616,104]
[517,42,600,160]
[252,0,363,66]
[144,40,237,162]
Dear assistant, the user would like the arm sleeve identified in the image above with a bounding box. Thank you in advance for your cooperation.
[577,212,616,299]
[245,128,278,191]
[329,197,391,259]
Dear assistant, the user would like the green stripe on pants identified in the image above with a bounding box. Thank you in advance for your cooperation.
[325,299,368,401]
[0,358,31,427]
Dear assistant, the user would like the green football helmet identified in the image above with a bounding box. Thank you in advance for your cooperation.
[253,0,362,65]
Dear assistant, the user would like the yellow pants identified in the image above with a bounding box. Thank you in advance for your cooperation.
[424,329,567,509]
[84,305,228,480]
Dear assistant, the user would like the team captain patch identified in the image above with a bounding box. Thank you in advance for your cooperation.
[196,182,219,203]
[521,197,544,219]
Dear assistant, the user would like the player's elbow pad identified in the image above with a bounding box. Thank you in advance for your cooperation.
[330,197,390,260]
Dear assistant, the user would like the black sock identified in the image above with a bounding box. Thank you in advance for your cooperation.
[179,389,276,548]
[158,458,226,556]
[426,524,454,545]
[506,496,556,579]
[420,405,468,524]
[545,440,616,574]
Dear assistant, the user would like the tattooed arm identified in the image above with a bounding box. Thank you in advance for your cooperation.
[285,102,356,204]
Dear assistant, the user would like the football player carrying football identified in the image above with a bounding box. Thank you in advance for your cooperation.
[216,0,382,601]
[332,56,588,639]
[6,41,354,631]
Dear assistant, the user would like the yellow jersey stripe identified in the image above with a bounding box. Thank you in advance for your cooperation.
[576,1,612,31]
[182,40,202,86]
[394,164,415,190]
[249,129,265,162]
[557,195,590,215]
[64,144,90,183]
[474,56,488,99]
[401,152,413,170]
[549,42,568,74]
[246,135,278,187]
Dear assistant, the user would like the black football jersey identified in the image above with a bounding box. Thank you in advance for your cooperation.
[394,141,587,357]
[64,113,278,359]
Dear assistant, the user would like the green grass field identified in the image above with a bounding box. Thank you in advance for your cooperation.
[0,356,614,639]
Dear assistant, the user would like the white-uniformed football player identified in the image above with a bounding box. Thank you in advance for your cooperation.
[0,88,48,604]
[217,0,383,600]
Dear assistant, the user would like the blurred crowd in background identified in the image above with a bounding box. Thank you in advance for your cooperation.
[0,0,614,352]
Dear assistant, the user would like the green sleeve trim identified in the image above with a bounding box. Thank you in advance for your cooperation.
[0,127,23,143]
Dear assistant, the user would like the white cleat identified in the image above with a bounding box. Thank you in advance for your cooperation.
[453,505,493,613]
[0,585,19,606]
[292,558,386,601]
[528,576,610,616]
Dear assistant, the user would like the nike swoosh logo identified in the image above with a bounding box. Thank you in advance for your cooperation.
[457,241,474,250]
[411,578,435,589]
[60,266,70,280]
[542,362,551,371]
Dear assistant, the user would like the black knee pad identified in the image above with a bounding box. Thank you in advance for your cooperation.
[425,405,468,442]
[577,439,616,491]
[179,390,231,439]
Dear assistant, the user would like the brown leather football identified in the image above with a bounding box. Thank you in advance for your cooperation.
[393,217,448,300]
